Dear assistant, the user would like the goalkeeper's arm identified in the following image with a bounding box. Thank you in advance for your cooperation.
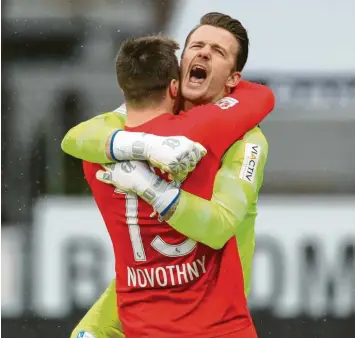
[164,127,268,249]
[61,111,126,163]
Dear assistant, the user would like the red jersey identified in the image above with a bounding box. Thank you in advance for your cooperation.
[83,81,273,337]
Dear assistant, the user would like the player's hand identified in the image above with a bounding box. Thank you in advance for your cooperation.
[110,131,207,179]
[147,135,207,180]
[96,161,180,216]
[96,161,150,193]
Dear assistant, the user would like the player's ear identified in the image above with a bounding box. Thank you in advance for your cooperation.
[169,79,179,99]
[225,71,241,90]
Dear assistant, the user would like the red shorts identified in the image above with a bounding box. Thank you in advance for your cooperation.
[217,324,258,338]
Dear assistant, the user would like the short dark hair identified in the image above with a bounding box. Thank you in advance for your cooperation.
[116,35,180,107]
[184,12,249,72]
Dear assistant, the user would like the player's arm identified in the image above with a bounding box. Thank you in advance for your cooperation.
[185,81,274,160]
[61,111,126,163]
[62,109,205,179]
[164,127,268,249]
[70,279,125,338]
[106,81,273,164]
[104,81,273,175]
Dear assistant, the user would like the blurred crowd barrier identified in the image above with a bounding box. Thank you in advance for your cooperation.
[2,196,355,337]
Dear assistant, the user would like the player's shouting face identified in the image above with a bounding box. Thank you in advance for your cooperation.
[181,23,243,107]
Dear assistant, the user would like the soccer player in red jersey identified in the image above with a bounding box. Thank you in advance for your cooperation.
[82,34,273,338]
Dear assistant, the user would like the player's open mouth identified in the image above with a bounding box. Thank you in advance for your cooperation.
[189,65,207,84]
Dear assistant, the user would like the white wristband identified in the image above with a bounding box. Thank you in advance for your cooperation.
[154,187,180,215]
[112,131,148,161]
[137,175,180,215]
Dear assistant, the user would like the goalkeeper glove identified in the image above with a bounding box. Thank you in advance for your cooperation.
[109,131,206,181]
[96,161,180,217]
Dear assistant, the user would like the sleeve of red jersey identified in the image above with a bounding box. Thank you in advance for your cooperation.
[186,81,275,160]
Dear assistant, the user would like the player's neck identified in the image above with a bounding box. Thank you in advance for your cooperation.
[183,100,196,111]
[125,105,174,128]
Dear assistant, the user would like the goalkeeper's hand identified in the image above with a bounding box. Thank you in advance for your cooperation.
[96,161,180,217]
[109,131,207,180]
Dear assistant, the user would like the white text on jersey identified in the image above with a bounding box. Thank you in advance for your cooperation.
[127,255,206,288]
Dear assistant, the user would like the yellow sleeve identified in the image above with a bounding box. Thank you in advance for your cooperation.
[70,279,124,338]
[61,112,126,164]
[168,127,268,249]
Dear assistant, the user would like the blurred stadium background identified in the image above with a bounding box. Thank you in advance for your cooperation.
[1,0,355,337]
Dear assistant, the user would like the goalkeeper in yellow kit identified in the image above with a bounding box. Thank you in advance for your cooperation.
[62,12,270,338]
